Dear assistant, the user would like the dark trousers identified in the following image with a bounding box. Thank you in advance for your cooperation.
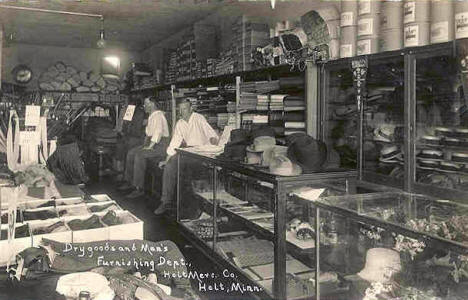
[115,136,143,161]
[125,138,168,189]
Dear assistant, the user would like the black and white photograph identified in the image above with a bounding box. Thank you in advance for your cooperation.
[1,0,468,299]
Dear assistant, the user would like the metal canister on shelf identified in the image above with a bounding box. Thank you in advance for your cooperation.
[381,0,403,30]
[431,0,454,43]
[403,0,430,24]
[455,0,468,39]
[380,28,403,51]
[359,0,381,15]
[404,22,430,47]
[340,25,357,58]
[341,0,358,26]
[79,291,90,300]
[357,37,379,55]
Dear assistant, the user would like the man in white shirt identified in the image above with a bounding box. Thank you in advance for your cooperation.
[118,97,170,199]
[154,99,218,215]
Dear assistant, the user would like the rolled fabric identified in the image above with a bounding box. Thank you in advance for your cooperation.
[284,112,305,122]
[279,77,305,89]
[284,96,305,107]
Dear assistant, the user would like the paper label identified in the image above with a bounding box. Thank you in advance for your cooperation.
[340,44,354,58]
[456,12,468,39]
[431,21,449,43]
[25,105,41,126]
[123,105,135,121]
[403,1,416,24]
[404,24,419,47]
[358,18,374,36]
[19,131,41,145]
[357,39,371,55]
[359,0,371,15]
[341,12,355,26]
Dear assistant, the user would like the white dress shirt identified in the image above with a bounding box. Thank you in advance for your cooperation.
[167,112,218,156]
[145,110,169,144]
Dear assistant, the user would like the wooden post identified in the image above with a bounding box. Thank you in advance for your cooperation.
[306,60,318,138]
[0,27,3,91]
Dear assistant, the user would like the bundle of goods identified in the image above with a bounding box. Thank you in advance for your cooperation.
[38,61,124,93]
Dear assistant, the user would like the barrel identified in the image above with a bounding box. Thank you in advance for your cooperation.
[431,0,454,43]
[404,22,430,47]
[455,0,468,39]
[340,26,357,57]
[381,0,403,30]
[403,0,430,24]
[357,37,379,55]
[341,0,358,26]
[359,0,381,15]
[380,29,403,51]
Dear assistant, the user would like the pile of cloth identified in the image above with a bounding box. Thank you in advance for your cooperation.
[11,239,200,300]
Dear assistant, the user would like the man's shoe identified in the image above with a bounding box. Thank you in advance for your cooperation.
[126,190,145,199]
[117,182,133,192]
[153,204,170,216]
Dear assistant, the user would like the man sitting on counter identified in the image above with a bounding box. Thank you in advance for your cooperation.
[154,99,219,215]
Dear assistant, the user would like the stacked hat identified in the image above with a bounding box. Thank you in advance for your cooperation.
[217,129,250,162]
[286,133,328,173]
[245,127,276,165]
[379,145,403,163]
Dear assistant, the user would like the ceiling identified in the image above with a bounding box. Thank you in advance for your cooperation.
[0,0,331,52]
[0,0,230,51]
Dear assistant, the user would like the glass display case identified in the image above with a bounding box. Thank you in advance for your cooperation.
[321,41,468,200]
[292,191,468,300]
[320,53,405,188]
[176,148,356,300]
[412,45,468,196]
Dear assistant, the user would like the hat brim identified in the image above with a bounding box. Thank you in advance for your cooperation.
[269,164,302,176]
[246,145,265,153]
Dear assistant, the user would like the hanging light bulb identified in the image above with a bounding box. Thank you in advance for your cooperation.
[97,17,106,48]
[271,0,276,9]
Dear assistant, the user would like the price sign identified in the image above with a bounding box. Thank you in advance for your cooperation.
[123,105,136,121]
[25,105,41,126]
[351,57,368,111]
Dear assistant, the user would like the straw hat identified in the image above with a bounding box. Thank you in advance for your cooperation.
[269,155,302,176]
[357,248,401,283]
[247,136,276,153]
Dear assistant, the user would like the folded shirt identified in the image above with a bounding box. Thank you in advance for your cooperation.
[67,215,103,231]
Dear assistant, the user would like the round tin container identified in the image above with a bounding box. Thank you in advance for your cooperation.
[403,0,430,24]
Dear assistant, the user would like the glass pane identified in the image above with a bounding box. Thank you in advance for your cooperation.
[414,54,467,192]
[324,67,358,170]
[362,57,405,180]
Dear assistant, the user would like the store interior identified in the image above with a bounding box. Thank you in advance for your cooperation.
[1,0,468,299]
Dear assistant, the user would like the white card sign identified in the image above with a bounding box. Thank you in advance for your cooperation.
[25,105,41,126]
[123,105,136,121]
[19,131,41,145]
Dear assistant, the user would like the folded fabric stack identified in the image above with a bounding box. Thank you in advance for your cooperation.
[32,221,68,235]
[283,96,305,112]
[256,95,269,111]
[240,81,280,94]
[285,110,306,136]
[239,92,257,111]
[252,114,269,125]
[269,94,286,111]
[1,224,30,239]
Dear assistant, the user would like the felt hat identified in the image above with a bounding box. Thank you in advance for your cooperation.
[380,145,402,162]
[285,132,308,146]
[287,135,327,173]
[247,136,276,153]
[250,126,276,139]
[217,144,247,162]
[269,155,302,176]
[357,248,401,283]
[226,129,250,145]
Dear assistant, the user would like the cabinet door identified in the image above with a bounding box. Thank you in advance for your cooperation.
[413,51,468,192]
[362,56,405,187]
[322,65,357,170]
